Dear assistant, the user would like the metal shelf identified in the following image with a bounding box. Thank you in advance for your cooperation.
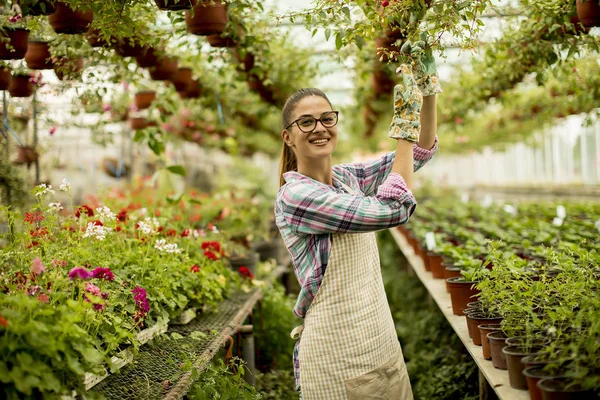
[389,227,529,400]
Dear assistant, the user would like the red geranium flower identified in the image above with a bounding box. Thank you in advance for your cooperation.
[181,229,191,237]
[91,220,104,226]
[157,226,164,233]
[204,251,218,261]
[27,241,40,248]
[190,264,201,273]
[24,211,44,224]
[238,266,254,280]
[166,229,177,237]
[30,227,49,238]
[116,210,128,222]
[116,226,122,232]
[0,313,8,327]
[201,241,221,254]
[75,205,94,218]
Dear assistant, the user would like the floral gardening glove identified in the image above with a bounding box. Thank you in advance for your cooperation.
[401,33,443,97]
[388,64,423,143]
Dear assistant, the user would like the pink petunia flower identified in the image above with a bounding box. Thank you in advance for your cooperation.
[68,267,92,280]
[49,126,57,135]
[31,258,46,275]
[85,283,101,296]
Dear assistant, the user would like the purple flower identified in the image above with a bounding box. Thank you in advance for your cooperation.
[68,267,92,280]
[101,292,110,300]
[93,303,104,311]
[85,283,101,296]
[131,286,150,314]
[91,267,114,281]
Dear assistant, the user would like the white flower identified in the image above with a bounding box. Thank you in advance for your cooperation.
[139,208,148,216]
[547,326,557,335]
[35,183,56,197]
[138,221,157,235]
[59,178,71,192]
[96,206,116,223]
[144,217,160,229]
[154,239,182,254]
[82,222,113,241]
[48,202,63,212]
[211,225,219,234]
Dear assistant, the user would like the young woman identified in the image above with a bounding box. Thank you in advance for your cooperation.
[275,63,441,399]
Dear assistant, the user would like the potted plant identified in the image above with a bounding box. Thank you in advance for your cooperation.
[8,68,33,97]
[0,157,29,207]
[576,0,600,27]
[48,1,94,34]
[53,55,84,81]
[185,0,228,36]
[154,0,195,11]
[149,55,178,81]
[169,67,192,92]
[24,39,53,69]
[0,9,30,60]
[134,89,156,110]
[0,60,11,89]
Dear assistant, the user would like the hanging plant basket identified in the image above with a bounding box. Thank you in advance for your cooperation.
[185,1,228,36]
[134,91,156,110]
[49,2,94,34]
[136,47,159,68]
[130,117,149,131]
[149,56,178,81]
[154,0,196,11]
[576,0,600,27]
[114,38,145,58]
[8,74,33,97]
[0,28,30,60]
[25,41,53,70]
[180,78,202,99]
[53,57,84,81]
[85,27,110,48]
[207,34,235,48]
[14,145,39,166]
[0,67,11,90]
[170,67,192,92]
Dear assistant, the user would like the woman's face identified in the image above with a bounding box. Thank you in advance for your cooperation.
[282,96,338,161]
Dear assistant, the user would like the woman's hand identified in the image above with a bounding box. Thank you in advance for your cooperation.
[388,64,423,143]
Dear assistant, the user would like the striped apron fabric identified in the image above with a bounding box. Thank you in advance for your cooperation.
[293,184,413,399]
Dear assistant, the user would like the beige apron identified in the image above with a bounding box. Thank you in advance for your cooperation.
[292,182,413,400]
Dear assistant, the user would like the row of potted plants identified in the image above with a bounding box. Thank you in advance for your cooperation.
[0,177,282,398]
[399,197,599,399]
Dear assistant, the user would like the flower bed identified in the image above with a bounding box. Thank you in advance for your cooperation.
[402,197,600,395]
[0,181,266,398]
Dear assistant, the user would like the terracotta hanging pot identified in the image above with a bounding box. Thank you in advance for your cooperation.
[134,91,156,110]
[576,0,600,27]
[130,117,149,130]
[0,28,30,60]
[85,27,110,48]
[25,41,53,70]
[185,1,228,36]
[170,67,193,92]
[8,74,34,97]
[49,2,94,34]
[14,145,39,166]
[53,57,84,81]
[114,38,145,58]
[149,56,178,80]
[136,47,159,68]
[180,78,202,98]
[154,0,196,11]
[0,67,11,90]
[207,34,235,48]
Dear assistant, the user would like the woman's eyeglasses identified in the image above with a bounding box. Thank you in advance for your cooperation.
[285,111,339,133]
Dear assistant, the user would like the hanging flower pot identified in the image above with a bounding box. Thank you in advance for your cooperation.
[8,74,33,97]
[134,91,156,110]
[130,117,149,131]
[49,2,94,34]
[0,67,11,90]
[180,78,202,99]
[14,145,39,166]
[114,38,145,58]
[0,28,30,60]
[53,57,84,81]
[85,27,110,48]
[185,1,227,36]
[576,0,600,27]
[207,34,235,48]
[25,41,53,69]
[136,47,159,68]
[154,0,196,11]
[170,67,192,92]
[149,56,178,81]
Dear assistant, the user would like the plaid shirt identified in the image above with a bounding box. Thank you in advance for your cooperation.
[275,138,438,319]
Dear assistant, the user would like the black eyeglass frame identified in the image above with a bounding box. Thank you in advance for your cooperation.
[285,111,340,133]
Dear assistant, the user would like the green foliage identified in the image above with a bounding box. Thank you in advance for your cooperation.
[0,158,29,209]
[255,369,297,400]
[378,230,479,400]
[187,358,260,400]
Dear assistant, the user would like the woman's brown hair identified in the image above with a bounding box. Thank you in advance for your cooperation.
[279,88,332,187]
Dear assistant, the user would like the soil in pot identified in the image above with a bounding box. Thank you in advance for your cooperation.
[479,324,502,360]
[0,28,29,60]
[506,336,551,348]
[134,91,156,110]
[185,1,228,36]
[8,74,34,97]
[447,277,480,316]
[487,330,508,370]
[466,312,503,346]
[503,345,544,390]
[49,2,94,34]
[149,56,178,81]
[25,41,53,69]
[0,68,11,90]
[537,377,595,400]
[154,0,196,10]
